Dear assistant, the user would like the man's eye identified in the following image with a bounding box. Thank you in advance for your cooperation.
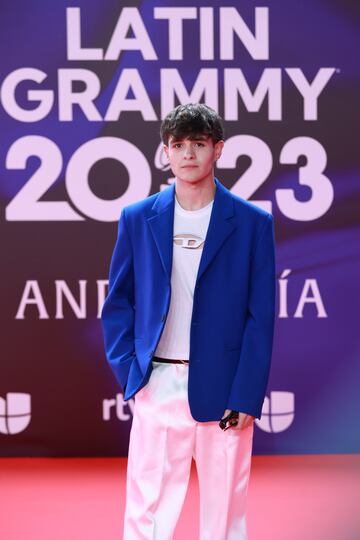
[195,143,205,147]
[174,144,182,148]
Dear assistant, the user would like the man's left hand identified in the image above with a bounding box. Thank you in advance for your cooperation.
[221,409,255,430]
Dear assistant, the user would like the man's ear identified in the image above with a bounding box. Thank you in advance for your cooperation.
[163,144,170,160]
[214,140,224,161]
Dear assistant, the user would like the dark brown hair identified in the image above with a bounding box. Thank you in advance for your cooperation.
[160,103,224,146]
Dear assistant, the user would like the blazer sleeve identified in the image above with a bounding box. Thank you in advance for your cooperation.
[226,213,276,419]
[101,208,135,392]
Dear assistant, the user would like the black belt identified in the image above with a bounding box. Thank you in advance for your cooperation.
[152,355,189,365]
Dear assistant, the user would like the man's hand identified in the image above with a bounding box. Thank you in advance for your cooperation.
[221,409,255,430]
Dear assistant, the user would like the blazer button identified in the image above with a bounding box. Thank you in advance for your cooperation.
[161,314,166,321]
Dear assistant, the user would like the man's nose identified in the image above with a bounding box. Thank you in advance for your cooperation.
[183,145,195,158]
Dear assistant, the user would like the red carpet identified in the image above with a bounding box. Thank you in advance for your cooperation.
[1,455,359,539]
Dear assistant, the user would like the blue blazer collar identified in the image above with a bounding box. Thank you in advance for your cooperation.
[147,178,236,284]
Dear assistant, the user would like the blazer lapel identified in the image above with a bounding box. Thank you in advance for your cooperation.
[196,178,236,283]
[147,182,176,282]
[147,178,236,284]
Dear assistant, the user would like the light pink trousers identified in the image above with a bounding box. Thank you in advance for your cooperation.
[123,360,254,540]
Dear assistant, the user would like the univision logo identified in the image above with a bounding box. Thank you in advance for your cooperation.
[255,391,295,433]
[0,393,31,434]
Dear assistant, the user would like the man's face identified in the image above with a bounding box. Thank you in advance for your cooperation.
[163,134,224,185]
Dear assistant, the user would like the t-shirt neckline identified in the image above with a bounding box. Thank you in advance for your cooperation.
[175,195,214,216]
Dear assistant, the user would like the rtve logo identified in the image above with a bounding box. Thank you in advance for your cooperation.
[103,393,134,421]
[0,393,31,434]
[255,391,295,433]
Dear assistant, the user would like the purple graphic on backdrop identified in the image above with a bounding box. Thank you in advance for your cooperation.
[0,1,359,456]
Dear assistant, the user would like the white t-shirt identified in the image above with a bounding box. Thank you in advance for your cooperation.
[154,193,213,359]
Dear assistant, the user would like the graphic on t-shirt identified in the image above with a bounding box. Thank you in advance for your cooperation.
[174,234,204,249]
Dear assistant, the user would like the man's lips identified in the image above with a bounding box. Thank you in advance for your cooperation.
[181,165,198,168]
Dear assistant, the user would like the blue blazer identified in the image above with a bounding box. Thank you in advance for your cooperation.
[101,177,276,421]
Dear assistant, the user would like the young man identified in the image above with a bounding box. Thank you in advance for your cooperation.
[101,103,276,539]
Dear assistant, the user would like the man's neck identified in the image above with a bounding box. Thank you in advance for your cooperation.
[174,177,216,211]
